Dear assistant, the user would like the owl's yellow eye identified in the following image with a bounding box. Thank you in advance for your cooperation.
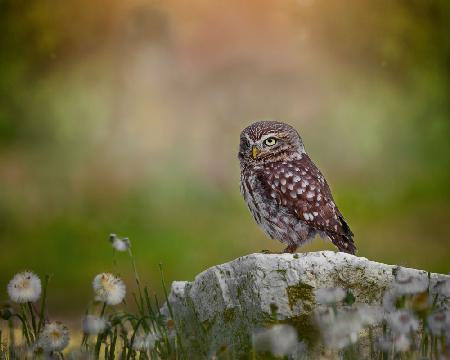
[264,137,277,146]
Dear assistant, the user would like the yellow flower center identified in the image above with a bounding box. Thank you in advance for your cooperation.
[51,331,61,340]
[18,279,30,289]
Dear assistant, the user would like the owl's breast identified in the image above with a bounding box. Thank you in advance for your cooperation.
[240,168,290,239]
[241,170,271,220]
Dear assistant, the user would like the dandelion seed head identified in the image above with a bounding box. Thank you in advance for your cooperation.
[93,273,126,305]
[324,316,361,349]
[252,324,298,356]
[393,334,411,352]
[377,334,411,353]
[314,287,346,304]
[388,310,419,334]
[7,271,41,303]
[109,234,130,252]
[427,310,449,335]
[376,335,393,352]
[314,307,335,326]
[394,268,428,295]
[82,315,107,335]
[132,333,158,352]
[355,304,385,326]
[382,288,400,312]
[38,321,70,352]
[315,308,363,349]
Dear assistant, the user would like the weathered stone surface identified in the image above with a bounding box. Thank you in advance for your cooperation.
[161,251,449,358]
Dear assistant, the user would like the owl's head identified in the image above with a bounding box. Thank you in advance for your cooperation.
[238,121,305,165]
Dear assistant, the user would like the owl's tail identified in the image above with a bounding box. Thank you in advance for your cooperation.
[329,233,356,255]
[329,216,356,255]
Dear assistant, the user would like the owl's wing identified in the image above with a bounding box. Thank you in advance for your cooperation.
[260,155,356,254]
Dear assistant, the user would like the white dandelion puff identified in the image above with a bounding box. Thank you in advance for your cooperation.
[109,234,130,252]
[132,333,158,352]
[427,310,449,335]
[377,334,411,353]
[314,307,336,327]
[7,271,42,303]
[93,273,126,305]
[252,324,298,356]
[388,310,419,334]
[376,335,393,352]
[322,313,362,349]
[37,321,70,352]
[82,315,107,335]
[382,288,400,312]
[394,268,428,295]
[314,287,346,305]
[355,304,385,326]
[394,333,411,352]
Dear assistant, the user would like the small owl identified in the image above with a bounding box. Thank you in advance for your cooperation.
[238,120,356,254]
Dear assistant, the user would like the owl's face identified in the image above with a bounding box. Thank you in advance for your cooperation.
[238,121,305,166]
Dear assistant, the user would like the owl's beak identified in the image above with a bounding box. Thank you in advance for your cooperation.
[251,145,261,159]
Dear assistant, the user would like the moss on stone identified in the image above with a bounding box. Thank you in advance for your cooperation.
[281,313,320,348]
[331,266,387,303]
[223,308,236,323]
[286,282,315,313]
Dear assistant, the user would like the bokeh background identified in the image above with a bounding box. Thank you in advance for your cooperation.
[0,0,449,315]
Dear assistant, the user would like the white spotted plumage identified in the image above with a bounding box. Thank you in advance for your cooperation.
[238,120,356,254]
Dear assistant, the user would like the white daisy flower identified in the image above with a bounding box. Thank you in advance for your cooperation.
[37,321,70,352]
[388,310,419,334]
[394,268,428,295]
[93,273,126,306]
[82,315,107,335]
[427,310,449,335]
[314,287,346,305]
[132,332,158,352]
[7,271,42,303]
[109,234,130,252]
[252,324,298,356]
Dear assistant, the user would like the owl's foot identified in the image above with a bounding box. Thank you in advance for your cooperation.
[260,249,274,254]
[281,244,298,253]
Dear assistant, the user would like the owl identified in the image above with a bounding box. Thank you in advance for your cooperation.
[238,120,356,254]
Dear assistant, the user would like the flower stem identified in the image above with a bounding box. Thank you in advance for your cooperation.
[100,302,107,317]
[94,303,108,358]
[27,302,37,336]
[19,304,33,344]
[38,274,50,333]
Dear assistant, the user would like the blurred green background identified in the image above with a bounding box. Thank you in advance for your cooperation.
[0,0,449,315]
